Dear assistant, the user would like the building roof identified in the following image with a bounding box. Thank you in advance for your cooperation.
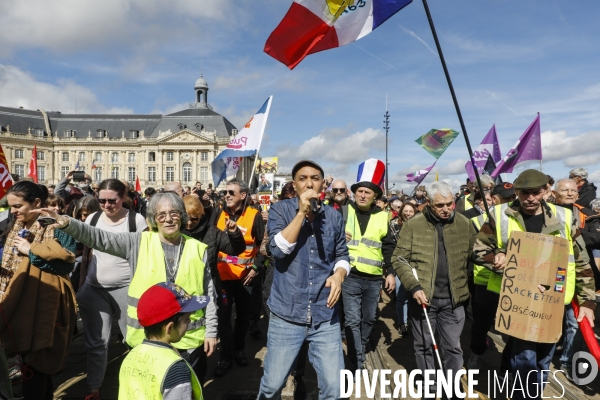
[0,75,236,139]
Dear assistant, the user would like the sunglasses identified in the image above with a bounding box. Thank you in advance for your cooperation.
[332,188,346,194]
[98,198,119,205]
[225,190,239,196]
[156,211,182,222]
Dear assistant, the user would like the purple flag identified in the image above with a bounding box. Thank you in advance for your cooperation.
[406,162,436,184]
[465,124,502,181]
[492,114,542,178]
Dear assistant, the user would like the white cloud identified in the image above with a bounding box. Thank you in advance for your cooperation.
[0,0,235,55]
[0,64,132,113]
[278,127,385,165]
[542,129,600,167]
[214,73,262,91]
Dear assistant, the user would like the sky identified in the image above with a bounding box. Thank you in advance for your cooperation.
[1,0,600,193]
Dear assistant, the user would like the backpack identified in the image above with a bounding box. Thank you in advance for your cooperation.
[89,210,138,232]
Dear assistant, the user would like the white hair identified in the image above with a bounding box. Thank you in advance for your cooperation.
[427,181,453,202]
[569,167,588,180]
[474,174,495,191]
[589,199,600,213]
[554,178,577,190]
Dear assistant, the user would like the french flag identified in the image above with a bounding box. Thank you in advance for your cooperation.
[265,0,412,69]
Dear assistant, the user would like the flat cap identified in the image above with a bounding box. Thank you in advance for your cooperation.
[513,169,548,190]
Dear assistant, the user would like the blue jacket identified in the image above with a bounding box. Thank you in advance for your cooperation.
[267,198,349,326]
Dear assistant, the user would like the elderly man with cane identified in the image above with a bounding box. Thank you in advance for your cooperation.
[393,181,477,398]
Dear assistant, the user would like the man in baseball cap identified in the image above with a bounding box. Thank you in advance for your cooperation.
[473,169,596,396]
[119,282,209,400]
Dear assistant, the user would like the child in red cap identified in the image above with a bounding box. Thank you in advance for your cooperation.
[119,282,209,400]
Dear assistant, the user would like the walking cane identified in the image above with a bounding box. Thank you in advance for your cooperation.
[396,256,444,370]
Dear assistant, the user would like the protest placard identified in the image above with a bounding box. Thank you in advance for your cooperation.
[494,231,570,343]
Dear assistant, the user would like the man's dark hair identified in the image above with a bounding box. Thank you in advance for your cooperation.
[143,313,185,338]
[144,187,156,197]
[546,175,555,186]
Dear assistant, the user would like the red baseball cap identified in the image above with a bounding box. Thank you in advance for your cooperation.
[137,282,210,327]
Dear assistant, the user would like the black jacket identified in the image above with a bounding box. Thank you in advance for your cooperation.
[577,181,597,208]
[182,215,246,293]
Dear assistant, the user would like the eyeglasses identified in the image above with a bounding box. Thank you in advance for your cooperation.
[225,190,238,196]
[156,211,182,222]
[98,198,119,205]
[332,188,346,193]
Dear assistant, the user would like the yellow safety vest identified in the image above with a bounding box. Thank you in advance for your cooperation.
[486,203,576,304]
[217,207,258,281]
[470,213,492,286]
[119,341,203,400]
[126,232,208,349]
[345,206,388,276]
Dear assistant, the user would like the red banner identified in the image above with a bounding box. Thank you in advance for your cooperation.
[28,144,38,183]
[0,144,13,199]
[135,176,141,192]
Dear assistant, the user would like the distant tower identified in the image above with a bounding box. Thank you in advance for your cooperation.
[191,73,211,109]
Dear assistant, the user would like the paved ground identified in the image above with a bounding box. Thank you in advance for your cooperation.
[9,292,600,399]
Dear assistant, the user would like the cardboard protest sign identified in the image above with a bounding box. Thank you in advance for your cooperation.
[494,231,570,343]
[259,194,271,212]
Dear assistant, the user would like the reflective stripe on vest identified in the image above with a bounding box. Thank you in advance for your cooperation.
[345,206,388,275]
[119,341,203,400]
[486,204,576,304]
[126,231,208,350]
[471,213,492,286]
[217,208,259,281]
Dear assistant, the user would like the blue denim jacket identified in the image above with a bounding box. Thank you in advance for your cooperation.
[267,198,349,326]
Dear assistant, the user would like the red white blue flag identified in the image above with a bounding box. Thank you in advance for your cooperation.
[265,0,412,69]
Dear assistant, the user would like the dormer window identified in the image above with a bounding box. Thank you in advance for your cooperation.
[129,130,139,138]
[177,123,186,130]
[64,130,71,137]
[195,123,204,131]
[96,129,106,138]
[231,129,238,136]
[35,128,44,137]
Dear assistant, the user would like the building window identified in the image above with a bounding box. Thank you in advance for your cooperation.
[231,129,238,136]
[14,165,24,177]
[200,166,208,183]
[128,167,136,182]
[37,151,45,161]
[64,130,71,137]
[62,152,69,162]
[148,167,156,182]
[166,167,174,182]
[95,167,102,181]
[166,151,174,161]
[35,129,44,137]
[95,152,102,162]
[79,152,86,161]
[111,167,119,180]
[15,149,24,159]
[129,130,139,138]
[128,153,135,163]
[96,130,105,138]
[37,166,45,182]
[111,152,119,163]
[177,123,186,130]
[195,123,204,131]
[182,163,192,182]
[148,152,155,162]
[200,152,208,161]
[61,166,70,178]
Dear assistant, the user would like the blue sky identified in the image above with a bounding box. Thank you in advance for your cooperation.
[1,0,600,192]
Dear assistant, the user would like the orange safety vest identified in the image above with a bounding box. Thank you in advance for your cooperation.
[217,207,259,281]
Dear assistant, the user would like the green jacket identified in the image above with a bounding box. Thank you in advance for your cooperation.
[393,207,477,306]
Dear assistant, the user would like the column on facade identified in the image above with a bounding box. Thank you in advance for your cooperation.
[158,147,164,186]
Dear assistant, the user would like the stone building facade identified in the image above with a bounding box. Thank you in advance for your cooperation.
[0,75,252,189]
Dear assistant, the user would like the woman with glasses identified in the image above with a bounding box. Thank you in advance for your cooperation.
[41,192,221,388]
[75,179,147,400]
[0,181,77,400]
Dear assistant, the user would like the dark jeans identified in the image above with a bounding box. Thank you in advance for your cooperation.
[409,297,465,398]
[180,347,208,386]
[470,285,499,355]
[218,279,253,361]
[22,366,53,400]
[262,265,274,318]
[509,339,556,400]
[342,274,381,370]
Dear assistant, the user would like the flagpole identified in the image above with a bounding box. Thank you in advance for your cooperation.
[421,0,492,220]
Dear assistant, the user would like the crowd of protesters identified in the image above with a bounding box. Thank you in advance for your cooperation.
[0,162,598,400]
